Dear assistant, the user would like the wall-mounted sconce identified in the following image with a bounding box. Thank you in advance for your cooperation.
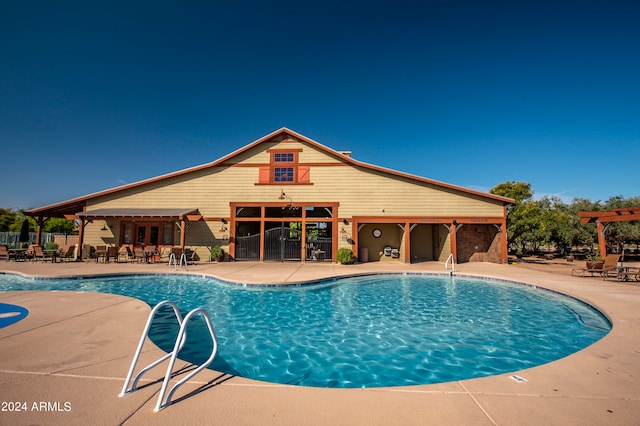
[278,190,299,210]
[343,219,349,225]
[100,222,112,231]
[221,218,228,224]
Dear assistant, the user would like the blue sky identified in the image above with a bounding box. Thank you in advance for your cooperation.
[1,0,639,210]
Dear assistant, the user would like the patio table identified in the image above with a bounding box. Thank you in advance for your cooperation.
[143,249,158,263]
[8,248,27,261]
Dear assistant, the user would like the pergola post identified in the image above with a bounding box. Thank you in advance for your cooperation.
[179,220,186,250]
[596,221,607,258]
[499,220,509,264]
[450,222,458,263]
[77,219,86,259]
[35,216,47,246]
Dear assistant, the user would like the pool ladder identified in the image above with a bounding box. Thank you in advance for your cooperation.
[119,300,218,412]
[168,252,189,270]
[445,253,455,275]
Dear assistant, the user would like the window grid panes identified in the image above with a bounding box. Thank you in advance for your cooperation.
[274,167,294,182]
[274,152,294,162]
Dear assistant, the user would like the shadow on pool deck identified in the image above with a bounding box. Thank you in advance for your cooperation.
[1,259,639,425]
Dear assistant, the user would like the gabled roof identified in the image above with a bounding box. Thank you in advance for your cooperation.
[27,127,513,217]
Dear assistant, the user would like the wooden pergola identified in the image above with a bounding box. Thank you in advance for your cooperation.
[578,207,640,258]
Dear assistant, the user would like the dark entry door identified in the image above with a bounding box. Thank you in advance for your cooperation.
[264,225,302,261]
[135,224,159,246]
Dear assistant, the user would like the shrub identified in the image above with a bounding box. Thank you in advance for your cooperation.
[210,246,224,261]
[585,253,603,262]
[44,241,58,251]
[336,248,355,264]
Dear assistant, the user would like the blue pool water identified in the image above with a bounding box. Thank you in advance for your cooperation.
[0,273,610,388]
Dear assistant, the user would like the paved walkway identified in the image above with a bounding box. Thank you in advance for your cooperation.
[1,259,639,425]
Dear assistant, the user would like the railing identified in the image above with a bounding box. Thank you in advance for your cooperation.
[119,301,218,412]
[168,251,188,270]
[445,253,455,274]
[0,232,58,246]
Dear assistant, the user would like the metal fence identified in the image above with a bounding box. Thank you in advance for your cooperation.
[0,232,75,247]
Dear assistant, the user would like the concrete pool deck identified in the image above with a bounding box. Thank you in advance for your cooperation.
[0,259,639,425]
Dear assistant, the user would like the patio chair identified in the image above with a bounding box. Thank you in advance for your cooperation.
[95,245,108,263]
[118,245,133,262]
[158,247,172,263]
[106,246,118,263]
[571,254,620,279]
[24,244,36,261]
[0,245,9,261]
[132,246,145,263]
[183,248,198,265]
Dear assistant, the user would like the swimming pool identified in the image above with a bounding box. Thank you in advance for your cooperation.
[0,273,610,388]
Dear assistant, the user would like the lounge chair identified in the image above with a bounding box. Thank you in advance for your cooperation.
[572,254,620,279]
[59,245,76,262]
[32,245,47,262]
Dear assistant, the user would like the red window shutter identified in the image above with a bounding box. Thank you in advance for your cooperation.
[258,166,270,183]
[297,166,310,183]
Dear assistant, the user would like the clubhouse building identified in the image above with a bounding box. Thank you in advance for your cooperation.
[28,128,513,264]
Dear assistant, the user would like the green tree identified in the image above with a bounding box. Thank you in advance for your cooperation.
[43,218,76,234]
[537,196,591,254]
[0,208,18,232]
[490,181,542,254]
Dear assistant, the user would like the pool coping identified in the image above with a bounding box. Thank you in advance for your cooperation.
[1,260,639,425]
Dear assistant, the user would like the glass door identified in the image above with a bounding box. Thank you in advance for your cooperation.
[135,224,160,246]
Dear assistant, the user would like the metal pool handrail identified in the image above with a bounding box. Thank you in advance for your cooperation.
[119,300,218,412]
[445,253,455,274]
[168,251,190,270]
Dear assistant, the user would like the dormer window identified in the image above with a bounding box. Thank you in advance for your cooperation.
[258,149,310,184]
[273,151,295,182]
[274,152,294,163]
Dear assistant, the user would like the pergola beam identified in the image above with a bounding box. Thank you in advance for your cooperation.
[580,212,640,224]
[578,207,640,257]
[579,207,640,224]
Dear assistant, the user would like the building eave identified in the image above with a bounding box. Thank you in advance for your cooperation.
[26,127,513,218]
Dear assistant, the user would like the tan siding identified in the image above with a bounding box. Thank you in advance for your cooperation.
[80,135,505,258]
[88,153,502,219]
